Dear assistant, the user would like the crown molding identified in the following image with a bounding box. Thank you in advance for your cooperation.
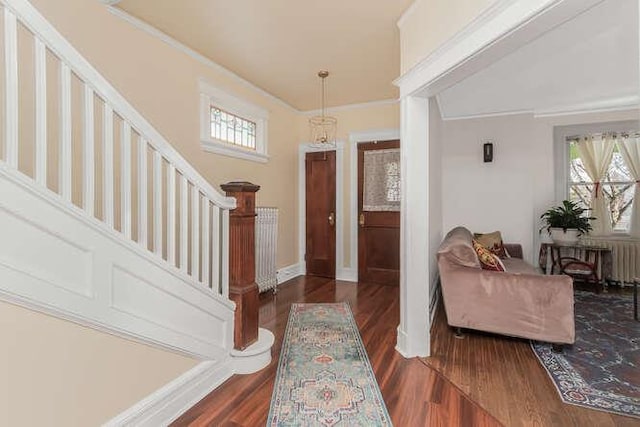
[396,0,421,29]
[395,0,515,87]
[395,0,604,99]
[439,95,639,121]
[106,6,299,114]
[107,6,401,116]
[533,95,640,118]
[301,98,398,116]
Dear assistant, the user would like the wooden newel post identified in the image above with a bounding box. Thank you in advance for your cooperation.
[221,181,260,350]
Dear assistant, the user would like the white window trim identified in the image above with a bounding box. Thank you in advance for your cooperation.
[199,80,269,163]
[554,120,639,237]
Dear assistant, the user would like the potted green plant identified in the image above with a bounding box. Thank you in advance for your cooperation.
[540,200,595,245]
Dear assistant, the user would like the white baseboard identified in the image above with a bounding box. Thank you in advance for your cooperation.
[395,326,410,358]
[276,263,303,285]
[336,268,357,282]
[104,359,234,426]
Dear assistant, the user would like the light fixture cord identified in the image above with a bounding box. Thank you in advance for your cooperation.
[321,76,326,120]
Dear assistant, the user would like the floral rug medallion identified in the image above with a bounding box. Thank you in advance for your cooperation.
[532,291,639,419]
[268,303,391,426]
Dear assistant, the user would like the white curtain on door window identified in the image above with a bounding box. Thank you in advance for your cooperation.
[618,134,640,237]
[363,148,401,211]
[575,134,615,235]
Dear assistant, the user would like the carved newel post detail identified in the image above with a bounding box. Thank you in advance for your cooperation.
[221,181,260,350]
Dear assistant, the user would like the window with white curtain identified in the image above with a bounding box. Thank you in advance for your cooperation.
[567,132,639,233]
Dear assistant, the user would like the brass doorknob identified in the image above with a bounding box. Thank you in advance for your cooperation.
[328,212,335,226]
[359,213,365,226]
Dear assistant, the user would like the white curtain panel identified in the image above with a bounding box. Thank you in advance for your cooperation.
[618,134,640,238]
[363,148,401,212]
[576,135,615,235]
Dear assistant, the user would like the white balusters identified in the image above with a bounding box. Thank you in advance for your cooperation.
[0,4,234,300]
[180,174,188,273]
[137,136,147,247]
[82,84,94,215]
[201,199,210,287]
[191,186,200,280]
[34,38,47,186]
[103,104,114,227]
[59,63,72,202]
[4,8,18,168]
[153,151,162,256]
[167,164,176,266]
[121,122,132,238]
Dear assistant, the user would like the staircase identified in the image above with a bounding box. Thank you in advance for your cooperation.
[0,0,239,421]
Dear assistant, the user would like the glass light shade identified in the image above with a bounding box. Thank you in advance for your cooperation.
[309,115,337,146]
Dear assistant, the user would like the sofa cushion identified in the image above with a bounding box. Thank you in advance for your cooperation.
[501,258,542,275]
[472,239,506,272]
[437,226,480,268]
[474,230,509,258]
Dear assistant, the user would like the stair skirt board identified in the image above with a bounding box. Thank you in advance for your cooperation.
[0,168,234,360]
[104,359,234,426]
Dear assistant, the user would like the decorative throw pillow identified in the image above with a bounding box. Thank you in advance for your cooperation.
[473,231,509,258]
[472,239,506,272]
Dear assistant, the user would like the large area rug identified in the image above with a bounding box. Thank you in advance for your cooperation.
[267,303,391,426]
[531,291,640,419]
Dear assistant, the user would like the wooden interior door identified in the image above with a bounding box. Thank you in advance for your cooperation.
[358,140,400,286]
[305,151,336,278]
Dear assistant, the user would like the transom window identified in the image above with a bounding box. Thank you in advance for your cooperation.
[199,80,269,163]
[568,133,637,233]
[210,107,257,150]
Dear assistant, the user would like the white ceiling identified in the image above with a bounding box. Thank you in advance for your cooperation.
[114,0,413,111]
[437,0,639,119]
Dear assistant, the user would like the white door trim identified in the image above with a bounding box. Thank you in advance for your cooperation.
[348,129,400,282]
[394,0,602,357]
[298,142,348,280]
[396,0,605,99]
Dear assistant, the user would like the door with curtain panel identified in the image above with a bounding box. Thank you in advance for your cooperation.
[358,140,400,285]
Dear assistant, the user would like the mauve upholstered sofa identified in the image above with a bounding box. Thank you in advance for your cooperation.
[437,226,575,345]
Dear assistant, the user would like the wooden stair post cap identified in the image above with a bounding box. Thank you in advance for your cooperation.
[220,181,260,193]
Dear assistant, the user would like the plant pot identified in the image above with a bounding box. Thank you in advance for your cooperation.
[550,227,580,245]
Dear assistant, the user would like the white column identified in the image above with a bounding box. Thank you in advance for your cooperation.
[396,95,430,358]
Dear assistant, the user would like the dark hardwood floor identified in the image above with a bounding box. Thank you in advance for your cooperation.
[174,277,637,426]
[172,276,500,426]
[426,285,639,427]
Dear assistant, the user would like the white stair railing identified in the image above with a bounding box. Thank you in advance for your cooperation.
[0,0,235,299]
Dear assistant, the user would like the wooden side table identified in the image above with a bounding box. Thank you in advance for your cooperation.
[539,243,612,293]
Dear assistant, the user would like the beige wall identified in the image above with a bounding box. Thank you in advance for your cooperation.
[297,102,400,269]
[3,0,301,423]
[0,300,197,426]
[29,0,300,269]
[399,0,497,73]
[0,1,402,423]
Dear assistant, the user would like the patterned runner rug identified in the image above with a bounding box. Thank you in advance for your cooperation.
[268,303,391,426]
[531,291,639,419]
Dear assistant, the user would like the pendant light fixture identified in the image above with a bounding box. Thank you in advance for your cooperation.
[309,70,337,147]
